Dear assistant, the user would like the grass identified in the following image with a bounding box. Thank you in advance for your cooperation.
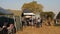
[16,20,60,34]
[16,25,60,34]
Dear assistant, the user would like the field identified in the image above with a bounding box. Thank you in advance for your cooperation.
[16,25,60,34]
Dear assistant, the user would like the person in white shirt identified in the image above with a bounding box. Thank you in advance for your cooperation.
[36,18,42,28]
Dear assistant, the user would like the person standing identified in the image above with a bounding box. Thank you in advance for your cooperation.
[2,22,8,34]
[36,18,42,28]
[47,17,51,26]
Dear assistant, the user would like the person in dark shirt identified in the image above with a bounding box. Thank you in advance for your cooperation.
[3,22,8,34]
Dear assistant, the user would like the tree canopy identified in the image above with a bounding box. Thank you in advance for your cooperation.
[40,11,55,19]
[22,1,43,14]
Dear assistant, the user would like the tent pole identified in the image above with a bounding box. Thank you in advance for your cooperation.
[13,16,17,31]
[32,15,33,26]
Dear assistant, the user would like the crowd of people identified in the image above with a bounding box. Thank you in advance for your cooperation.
[0,22,16,34]
[22,17,43,28]
[0,16,56,34]
[22,17,54,28]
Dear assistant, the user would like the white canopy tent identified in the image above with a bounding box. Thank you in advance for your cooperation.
[24,13,35,16]
[21,9,36,26]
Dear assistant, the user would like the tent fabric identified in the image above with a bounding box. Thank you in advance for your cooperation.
[0,7,13,15]
[56,12,60,19]
[23,9,32,13]
[23,9,35,15]
[24,13,35,15]
[0,16,14,27]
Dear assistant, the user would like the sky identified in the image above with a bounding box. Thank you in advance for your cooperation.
[0,0,60,14]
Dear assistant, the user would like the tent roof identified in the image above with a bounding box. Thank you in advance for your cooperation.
[23,9,35,15]
[23,9,32,13]
[0,7,13,15]
[24,13,35,15]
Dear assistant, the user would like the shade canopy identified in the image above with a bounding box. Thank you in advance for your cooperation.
[0,7,13,15]
[24,13,35,15]
[25,16,32,18]
[23,9,35,16]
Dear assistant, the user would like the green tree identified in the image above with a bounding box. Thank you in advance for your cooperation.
[22,1,43,14]
[40,11,55,19]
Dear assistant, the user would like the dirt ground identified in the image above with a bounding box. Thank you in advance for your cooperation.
[16,25,60,34]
